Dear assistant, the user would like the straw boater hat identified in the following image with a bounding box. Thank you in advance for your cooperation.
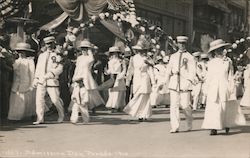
[200,53,209,59]
[109,46,121,53]
[43,36,56,44]
[132,42,143,50]
[14,42,35,52]
[208,39,231,53]
[177,36,188,43]
[77,39,92,48]
[192,51,201,57]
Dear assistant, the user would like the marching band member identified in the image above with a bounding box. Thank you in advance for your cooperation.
[105,46,127,113]
[8,43,36,121]
[166,36,195,133]
[191,51,202,111]
[124,43,156,121]
[70,39,104,124]
[33,36,64,124]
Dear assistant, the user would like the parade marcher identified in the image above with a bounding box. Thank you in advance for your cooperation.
[123,46,133,104]
[125,46,137,104]
[59,50,76,114]
[166,36,195,133]
[124,43,156,121]
[240,50,250,107]
[70,39,104,123]
[105,46,127,113]
[150,55,170,108]
[233,66,244,98]
[33,36,64,125]
[8,43,36,121]
[199,53,209,108]
[202,39,246,135]
[191,51,202,111]
[0,46,13,122]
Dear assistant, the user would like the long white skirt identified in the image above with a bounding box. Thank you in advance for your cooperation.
[202,100,246,130]
[240,85,250,107]
[8,90,36,120]
[106,90,126,109]
[88,90,105,109]
[123,93,152,119]
[150,92,170,106]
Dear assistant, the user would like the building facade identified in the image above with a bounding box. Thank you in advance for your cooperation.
[135,0,193,40]
[193,0,249,52]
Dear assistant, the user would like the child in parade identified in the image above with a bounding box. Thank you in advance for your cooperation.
[70,39,104,124]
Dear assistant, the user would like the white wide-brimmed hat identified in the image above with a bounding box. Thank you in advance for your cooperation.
[200,53,209,59]
[208,39,231,53]
[109,46,121,53]
[77,39,92,48]
[192,51,201,57]
[14,42,35,52]
[177,36,188,43]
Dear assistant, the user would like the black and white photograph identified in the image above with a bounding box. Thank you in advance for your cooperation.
[0,0,250,158]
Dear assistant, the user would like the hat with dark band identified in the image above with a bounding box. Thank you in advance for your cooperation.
[14,43,35,52]
[177,36,188,43]
[44,36,56,44]
[208,39,231,53]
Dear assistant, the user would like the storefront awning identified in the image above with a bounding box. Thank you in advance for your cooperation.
[194,0,230,13]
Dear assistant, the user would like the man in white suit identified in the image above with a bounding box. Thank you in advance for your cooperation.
[166,36,196,133]
[33,36,64,124]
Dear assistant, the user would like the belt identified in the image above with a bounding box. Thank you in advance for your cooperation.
[169,88,192,92]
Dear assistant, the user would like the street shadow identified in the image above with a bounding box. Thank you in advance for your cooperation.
[89,117,140,125]
[20,125,47,128]
[217,126,250,136]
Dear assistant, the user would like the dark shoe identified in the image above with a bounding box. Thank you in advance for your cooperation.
[111,108,116,113]
[138,118,143,122]
[210,129,217,135]
[92,108,96,114]
[225,128,230,134]
[170,129,179,133]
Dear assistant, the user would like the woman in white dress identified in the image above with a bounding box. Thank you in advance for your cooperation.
[124,44,156,121]
[105,46,127,113]
[240,53,250,107]
[70,40,104,124]
[8,43,36,121]
[150,55,170,107]
[202,39,246,135]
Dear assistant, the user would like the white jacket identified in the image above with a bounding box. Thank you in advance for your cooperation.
[35,50,63,87]
[166,50,196,91]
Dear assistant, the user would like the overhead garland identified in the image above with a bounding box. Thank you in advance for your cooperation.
[65,0,177,54]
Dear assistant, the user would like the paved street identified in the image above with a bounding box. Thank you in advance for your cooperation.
[1,106,250,158]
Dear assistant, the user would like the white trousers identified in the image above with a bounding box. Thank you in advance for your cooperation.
[35,85,64,122]
[170,90,193,131]
[70,102,89,123]
[192,83,202,110]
